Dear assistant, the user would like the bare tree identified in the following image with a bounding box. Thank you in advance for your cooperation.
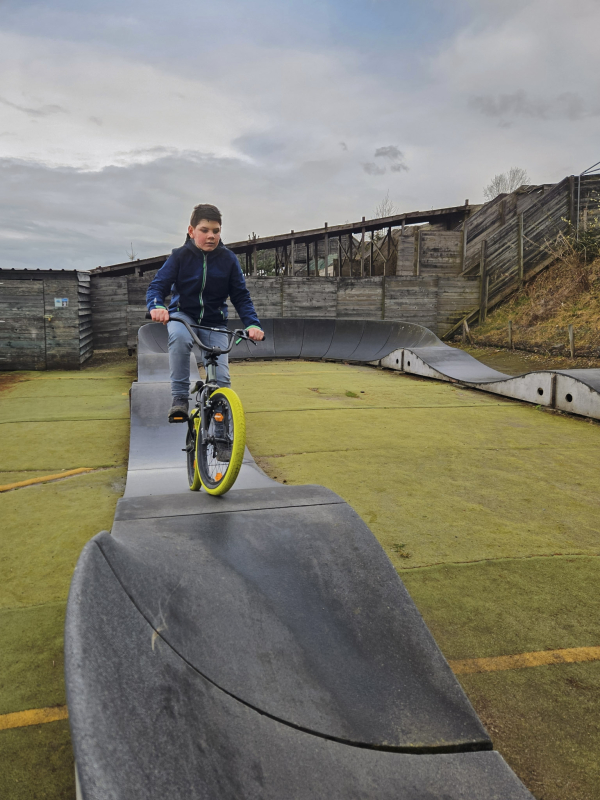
[483,167,530,201]
[126,242,138,261]
[374,190,397,219]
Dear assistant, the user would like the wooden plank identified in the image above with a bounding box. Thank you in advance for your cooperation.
[336,277,383,319]
[0,280,45,369]
[282,277,337,318]
[91,275,127,348]
[396,232,416,276]
[418,231,462,276]
[384,277,439,330]
[243,278,283,319]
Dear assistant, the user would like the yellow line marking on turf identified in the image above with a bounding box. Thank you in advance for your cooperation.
[0,467,94,492]
[450,646,600,675]
[0,706,68,730]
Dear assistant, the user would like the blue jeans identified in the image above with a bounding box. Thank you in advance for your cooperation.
[167,311,231,398]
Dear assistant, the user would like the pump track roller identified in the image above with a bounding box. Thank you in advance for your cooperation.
[67,317,600,798]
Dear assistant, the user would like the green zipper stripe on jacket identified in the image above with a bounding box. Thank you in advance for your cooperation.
[199,252,207,322]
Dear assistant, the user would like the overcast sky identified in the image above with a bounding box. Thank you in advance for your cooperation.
[1,0,599,270]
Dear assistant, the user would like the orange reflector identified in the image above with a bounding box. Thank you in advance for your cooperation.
[214,413,224,422]
[215,472,223,481]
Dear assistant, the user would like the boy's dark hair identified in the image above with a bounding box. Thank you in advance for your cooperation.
[190,204,222,228]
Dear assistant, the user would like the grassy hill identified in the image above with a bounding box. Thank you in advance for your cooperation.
[467,227,600,364]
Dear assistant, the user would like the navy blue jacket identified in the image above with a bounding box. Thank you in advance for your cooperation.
[146,240,261,329]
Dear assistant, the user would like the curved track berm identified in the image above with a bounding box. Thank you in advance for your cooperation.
[224,317,600,420]
[65,321,537,799]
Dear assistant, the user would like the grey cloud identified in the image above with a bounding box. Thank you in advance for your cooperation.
[89,116,103,126]
[469,90,589,121]
[374,145,403,160]
[363,162,386,175]
[232,133,287,160]
[373,145,408,173]
[555,92,587,120]
[0,152,391,270]
[0,96,68,118]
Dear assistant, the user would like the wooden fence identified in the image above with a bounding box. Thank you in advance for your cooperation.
[443,174,600,337]
[0,271,92,369]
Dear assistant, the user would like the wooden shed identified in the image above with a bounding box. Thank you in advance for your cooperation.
[0,269,92,370]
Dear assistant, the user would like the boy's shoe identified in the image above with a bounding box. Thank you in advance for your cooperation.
[168,396,189,423]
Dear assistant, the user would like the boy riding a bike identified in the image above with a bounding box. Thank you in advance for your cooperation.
[146,203,264,424]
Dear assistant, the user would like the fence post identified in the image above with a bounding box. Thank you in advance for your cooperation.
[508,320,513,350]
[479,240,488,323]
[414,229,421,276]
[462,319,473,345]
[569,324,575,358]
[568,175,576,230]
[290,237,295,277]
[518,213,524,284]
[348,234,353,275]
[360,219,366,277]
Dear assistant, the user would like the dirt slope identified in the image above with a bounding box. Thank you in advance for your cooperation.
[467,250,600,360]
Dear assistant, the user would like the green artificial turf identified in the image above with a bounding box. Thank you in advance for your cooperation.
[400,556,600,659]
[1,420,130,471]
[0,362,132,799]
[236,361,600,569]
[460,663,600,800]
[0,392,129,423]
[400,555,600,800]
[0,603,66,715]
[0,722,75,800]
[0,467,126,608]
[1,472,68,486]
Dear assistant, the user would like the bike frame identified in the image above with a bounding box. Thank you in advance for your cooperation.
[168,315,252,445]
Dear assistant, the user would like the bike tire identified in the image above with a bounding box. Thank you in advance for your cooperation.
[197,387,246,496]
[186,410,202,491]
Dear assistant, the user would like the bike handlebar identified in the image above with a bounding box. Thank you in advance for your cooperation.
[144,312,263,355]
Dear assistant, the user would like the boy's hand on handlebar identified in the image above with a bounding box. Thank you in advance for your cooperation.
[150,308,170,324]
[247,327,264,341]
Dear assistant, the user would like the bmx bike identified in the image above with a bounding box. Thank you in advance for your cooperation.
[147,314,260,495]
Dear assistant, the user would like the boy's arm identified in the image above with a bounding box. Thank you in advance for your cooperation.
[146,253,179,322]
[228,257,263,333]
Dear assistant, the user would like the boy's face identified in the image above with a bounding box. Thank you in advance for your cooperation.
[188,219,221,251]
